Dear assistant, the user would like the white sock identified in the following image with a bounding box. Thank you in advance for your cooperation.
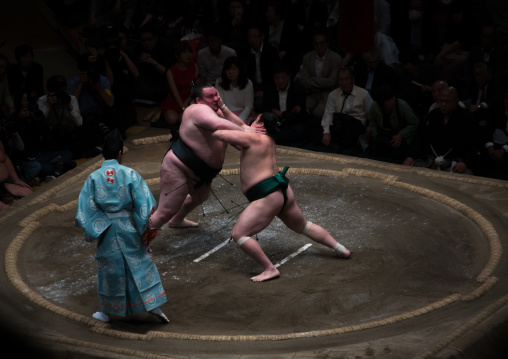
[92,311,110,322]
[150,307,170,323]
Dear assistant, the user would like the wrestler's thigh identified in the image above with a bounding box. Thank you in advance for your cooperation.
[5,183,32,197]
[232,191,283,238]
[277,186,307,233]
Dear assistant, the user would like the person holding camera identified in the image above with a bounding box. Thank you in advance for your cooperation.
[68,53,115,158]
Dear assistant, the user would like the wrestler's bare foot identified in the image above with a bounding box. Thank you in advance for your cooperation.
[334,243,351,258]
[168,218,199,228]
[251,268,280,282]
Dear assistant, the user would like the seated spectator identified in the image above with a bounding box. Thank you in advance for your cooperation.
[0,138,32,212]
[161,41,198,126]
[395,48,439,119]
[433,2,476,88]
[102,27,139,136]
[7,44,44,100]
[479,89,508,179]
[263,61,310,145]
[295,29,342,119]
[0,54,15,117]
[291,0,329,55]
[14,90,75,185]
[428,79,466,113]
[223,0,249,54]
[133,25,173,103]
[368,85,420,159]
[402,87,479,174]
[68,54,114,157]
[264,1,299,73]
[197,24,237,85]
[321,67,374,151]
[354,47,397,101]
[467,23,508,80]
[240,23,279,114]
[466,62,506,128]
[390,0,438,59]
[216,56,256,124]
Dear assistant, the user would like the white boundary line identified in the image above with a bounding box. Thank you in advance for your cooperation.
[274,243,312,268]
[193,238,231,263]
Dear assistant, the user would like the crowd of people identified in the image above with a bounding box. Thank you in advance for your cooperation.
[2,0,508,213]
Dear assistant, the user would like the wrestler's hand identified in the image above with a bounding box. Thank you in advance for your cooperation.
[142,226,160,247]
[248,116,266,134]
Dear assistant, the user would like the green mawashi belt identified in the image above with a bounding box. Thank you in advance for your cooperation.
[245,166,290,210]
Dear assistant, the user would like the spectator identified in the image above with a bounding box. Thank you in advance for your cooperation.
[390,0,438,58]
[7,44,44,100]
[368,85,420,159]
[0,138,32,212]
[216,56,256,124]
[133,25,173,103]
[31,76,80,171]
[321,67,374,151]
[223,0,249,54]
[354,47,397,101]
[432,3,476,88]
[13,90,75,185]
[466,62,505,127]
[0,54,15,117]
[295,29,342,119]
[264,1,298,63]
[197,24,237,85]
[68,54,114,157]
[102,27,139,137]
[428,79,465,112]
[395,48,439,119]
[263,61,310,145]
[402,87,479,174]
[162,41,198,126]
[374,0,391,35]
[291,0,329,55]
[468,23,508,80]
[479,88,508,179]
[240,23,279,113]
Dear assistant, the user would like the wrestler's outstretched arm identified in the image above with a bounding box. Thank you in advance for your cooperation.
[217,97,265,134]
[212,129,258,149]
[192,105,263,135]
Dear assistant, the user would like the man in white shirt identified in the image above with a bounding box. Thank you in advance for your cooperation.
[197,26,237,85]
[321,67,373,148]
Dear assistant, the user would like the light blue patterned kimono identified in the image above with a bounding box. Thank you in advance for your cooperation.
[75,159,167,317]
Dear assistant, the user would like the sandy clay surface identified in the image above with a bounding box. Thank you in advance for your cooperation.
[1,128,508,358]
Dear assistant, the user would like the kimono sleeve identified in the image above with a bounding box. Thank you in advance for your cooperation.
[75,175,112,242]
[129,170,157,236]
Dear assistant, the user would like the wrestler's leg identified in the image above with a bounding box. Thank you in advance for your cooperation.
[150,154,192,229]
[232,193,282,282]
[278,186,350,258]
[168,185,211,227]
